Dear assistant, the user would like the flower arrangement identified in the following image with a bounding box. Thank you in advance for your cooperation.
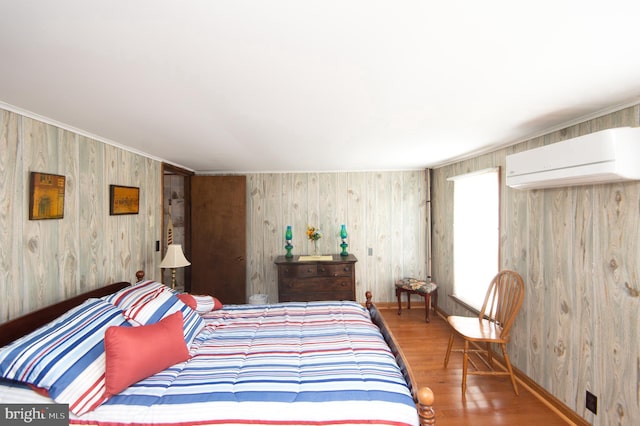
[306,225,322,241]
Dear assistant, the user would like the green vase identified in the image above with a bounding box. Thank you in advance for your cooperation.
[340,224,348,256]
[285,225,293,258]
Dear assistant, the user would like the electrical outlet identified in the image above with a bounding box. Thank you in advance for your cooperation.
[586,391,597,415]
[155,240,160,252]
[368,247,373,256]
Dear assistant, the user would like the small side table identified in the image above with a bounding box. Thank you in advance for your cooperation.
[395,278,438,323]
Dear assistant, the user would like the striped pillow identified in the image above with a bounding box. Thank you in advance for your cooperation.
[102,280,168,310]
[0,298,129,415]
[193,294,223,313]
[177,293,223,314]
[121,287,204,348]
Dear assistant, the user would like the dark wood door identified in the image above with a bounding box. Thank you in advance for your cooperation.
[190,175,246,304]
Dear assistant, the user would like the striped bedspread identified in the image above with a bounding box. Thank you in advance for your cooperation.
[0,301,419,425]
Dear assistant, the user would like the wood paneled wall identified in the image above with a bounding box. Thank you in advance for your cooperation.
[10,98,637,424]
[244,171,428,304]
[1,107,428,322]
[431,105,640,425]
[0,108,162,322]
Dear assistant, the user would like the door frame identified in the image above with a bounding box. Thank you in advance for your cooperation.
[161,163,194,291]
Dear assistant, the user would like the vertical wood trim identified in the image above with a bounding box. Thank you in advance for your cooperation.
[0,110,23,322]
[58,128,79,298]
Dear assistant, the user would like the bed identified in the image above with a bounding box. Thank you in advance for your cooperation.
[0,274,435,425]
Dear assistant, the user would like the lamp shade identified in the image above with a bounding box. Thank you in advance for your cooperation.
[160,244,191,268]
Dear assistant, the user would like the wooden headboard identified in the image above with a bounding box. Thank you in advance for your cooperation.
[0,281,131,347]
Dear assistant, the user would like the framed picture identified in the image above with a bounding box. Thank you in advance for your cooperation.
[109,185,140,215]
[29,172,66,220]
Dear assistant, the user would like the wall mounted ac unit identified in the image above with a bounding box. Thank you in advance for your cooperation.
[506,127,640,189]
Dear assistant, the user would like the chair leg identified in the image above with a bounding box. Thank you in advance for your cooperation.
[462,340,469,394]
[432,289,438,310]
[423,294,431,323]
[500,343,519,395]
[396,288,402,315]
[443,332,455,367]
[486,342,493,367]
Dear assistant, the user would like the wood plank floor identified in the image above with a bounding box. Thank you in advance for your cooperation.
[378,306,575,426]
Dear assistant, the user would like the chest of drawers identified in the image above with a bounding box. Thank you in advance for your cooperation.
[275,254,357,302]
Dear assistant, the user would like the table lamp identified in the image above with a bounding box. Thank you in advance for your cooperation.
[160,244,190,289]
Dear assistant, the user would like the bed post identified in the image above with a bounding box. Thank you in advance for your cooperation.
[365,291,436,425]
[417,387,436,425]
[365,290,373,310]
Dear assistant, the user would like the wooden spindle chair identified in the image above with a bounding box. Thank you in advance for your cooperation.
[443,270,524,395]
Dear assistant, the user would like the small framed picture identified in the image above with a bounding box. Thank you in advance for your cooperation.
[109,185,140,215]
[29,172,66,220]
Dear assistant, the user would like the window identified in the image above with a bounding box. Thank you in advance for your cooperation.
[450,168,500,312]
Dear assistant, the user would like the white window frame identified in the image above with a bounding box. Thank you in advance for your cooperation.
[448,167,500,312]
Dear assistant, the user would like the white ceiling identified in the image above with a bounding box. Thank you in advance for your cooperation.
[2,1,640,173]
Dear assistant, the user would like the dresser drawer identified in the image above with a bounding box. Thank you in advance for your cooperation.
[280,264,318,278]
[281,289,354,302]
[281,277,353,293]
[317,263,353,277]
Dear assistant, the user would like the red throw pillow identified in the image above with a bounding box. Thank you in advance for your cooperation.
[104,311,190,397]
[212,297,223,310]
[28,384,50,397]
[177,293,197,310]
